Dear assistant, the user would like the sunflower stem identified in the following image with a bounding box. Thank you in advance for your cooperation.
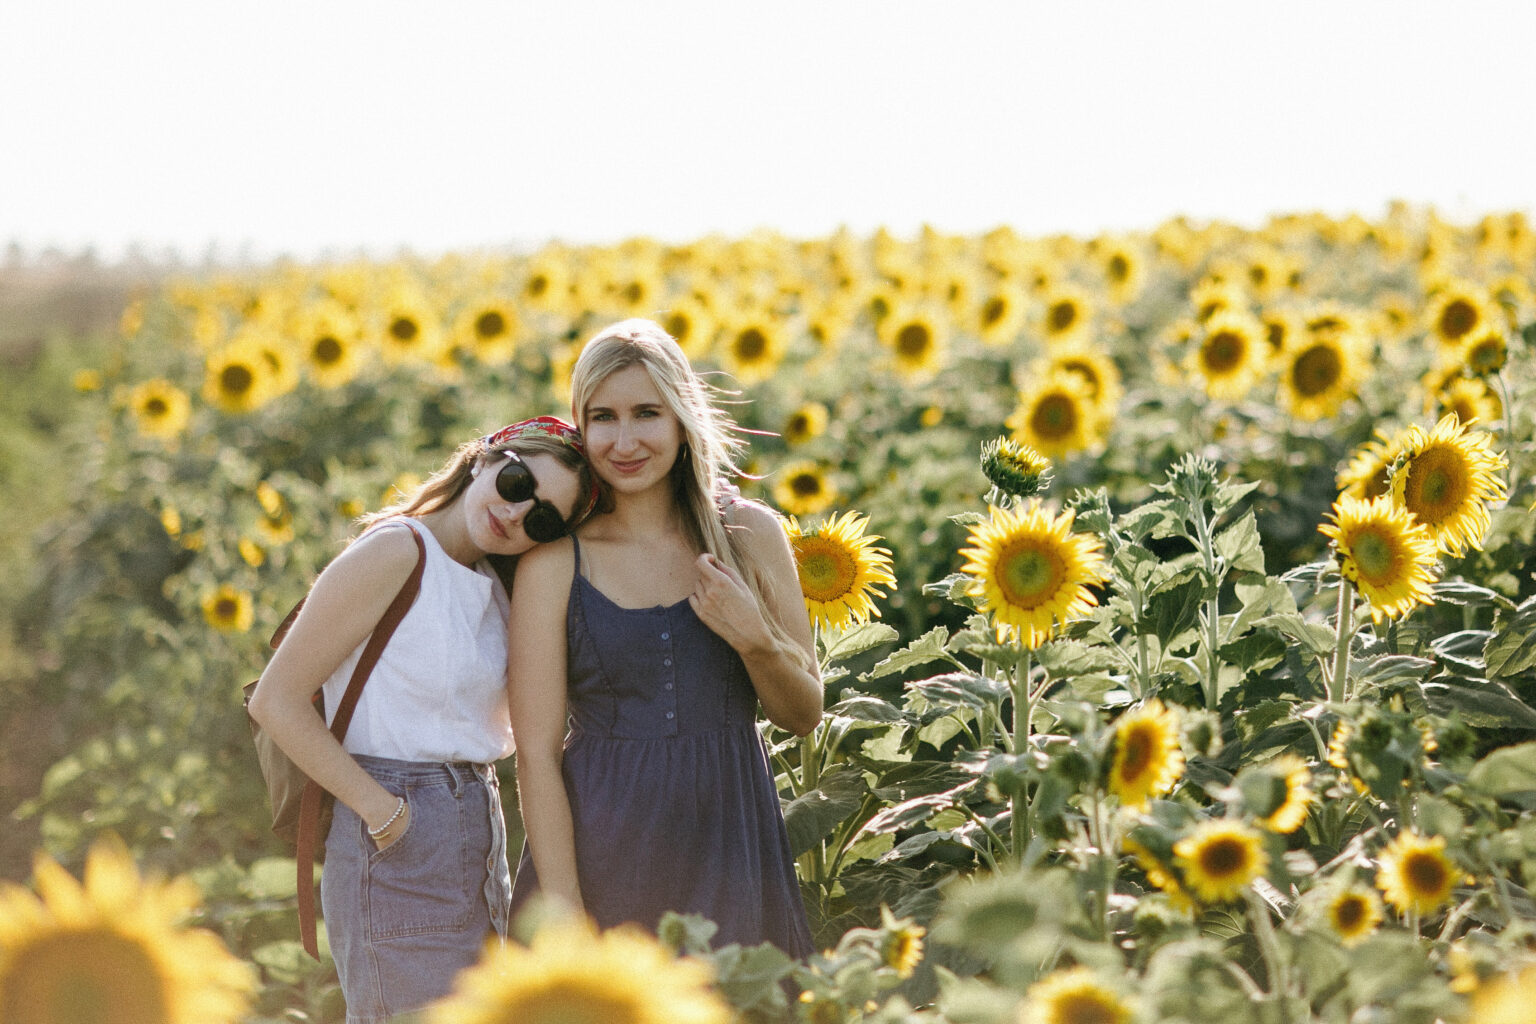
[1246,888,1291,1012]
[1191,504,1223,710]
[1330,579,1353,704]
[1011,649,1034,862]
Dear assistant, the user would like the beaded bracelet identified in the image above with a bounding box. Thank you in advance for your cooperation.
[368,796,406,838]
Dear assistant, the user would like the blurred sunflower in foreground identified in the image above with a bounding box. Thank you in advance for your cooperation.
[784,510,897,631]
[1108,698,1185,809]
[1172,819,1269,904]
[0,836,254,1024]
[1375,831,1461,917]
[426,918,729,1024]
[1019,966,1134,1024]
[959,499,1109,649]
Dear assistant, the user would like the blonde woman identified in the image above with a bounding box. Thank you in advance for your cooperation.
[248,417,600,1024]
[509,319,821,955]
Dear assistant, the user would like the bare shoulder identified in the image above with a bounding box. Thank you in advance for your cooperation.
[319,522,422,595]
[511,535,577,595]
[723,498,794,559]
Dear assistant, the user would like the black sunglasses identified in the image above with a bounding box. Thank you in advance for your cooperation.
[494,451,569,544]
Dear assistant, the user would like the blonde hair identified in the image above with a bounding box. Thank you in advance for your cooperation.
[572,318,809,668]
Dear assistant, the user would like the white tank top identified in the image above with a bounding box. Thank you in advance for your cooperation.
[322,517,514,763]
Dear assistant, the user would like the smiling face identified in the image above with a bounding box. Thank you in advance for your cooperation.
[464,449,585,555]
[581,363,686,496]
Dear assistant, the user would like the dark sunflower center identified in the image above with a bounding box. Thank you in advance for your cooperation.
[998,541,1064,610]
[390,316,420,342]
[1403,447,1469,522]
[982,297,1008,327]
[220,364,254,396]
[313,336,343,365]
[1048,300,1078,333]
[525,273,549,298]
[1438,299,1478,340]
[1203,330,1246,374]
[736,328,768,361]
[1334,895,1366,930]
[1405,851,1447,894]
[1200,837,1247,877]
[798,544,857,601]
[143,397,168,417]
[1291,344,1342,397]
[1031,394,1079,440]
[791,473,822,497]
[1118,726,1153,779]
[1108,254,1130,282]
[663,312,691,341]
[475,311,507,339]
[896,323,931,358]
[1351,527,1400,584]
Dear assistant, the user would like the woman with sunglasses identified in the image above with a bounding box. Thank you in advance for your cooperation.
[247,416,600,1024]
[508,320,821,957]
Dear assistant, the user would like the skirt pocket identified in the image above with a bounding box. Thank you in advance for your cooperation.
[366,784,474,938]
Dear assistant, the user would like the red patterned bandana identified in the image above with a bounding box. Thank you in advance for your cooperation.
[483,416,600,524]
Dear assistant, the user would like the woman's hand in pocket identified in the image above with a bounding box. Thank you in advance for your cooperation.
[369,797,412,852]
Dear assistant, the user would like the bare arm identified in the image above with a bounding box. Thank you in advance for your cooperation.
[506,538,583,912]
[690,501,823,736]
[245,525,419,834]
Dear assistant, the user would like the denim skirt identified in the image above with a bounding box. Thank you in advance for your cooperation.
[322,755,512,1024]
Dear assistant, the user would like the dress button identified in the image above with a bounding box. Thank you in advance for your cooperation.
[665,711,675,720]
[660,632,670,640]
[665,682,674,691]
[663,658,672,666]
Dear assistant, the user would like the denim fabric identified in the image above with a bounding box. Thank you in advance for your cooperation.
[323,755,511,1024]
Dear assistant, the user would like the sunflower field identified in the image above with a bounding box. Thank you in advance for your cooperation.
[3,203,1536,1023]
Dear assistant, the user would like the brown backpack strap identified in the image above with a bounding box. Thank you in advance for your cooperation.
[296,525,427,960]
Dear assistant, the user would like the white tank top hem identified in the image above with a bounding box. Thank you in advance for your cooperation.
[322,517,515,763]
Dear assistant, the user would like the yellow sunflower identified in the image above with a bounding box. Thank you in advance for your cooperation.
[1019,966,1134,1024]
[1468,965,1536,1024]
[127,379,191,441]
[292,302,363,389]
[1251,754,1314,834]
[1324,884,1384,948]
[973,282,1028,346]
[716,318,786,385]
[782,402,829,446]
[426,918,729,1024]
[959,500,1109,649]
[453,295,520,366]
[201,341,271,415]
[772,460,838,518]
[783,511,897,630]
[1278,330,1363,421]
[1319,495,1438,623]
[1188,312,1266,402]
[1425,280,1495,358]
[1044,345,1123,417]
[201,585,254,633]
[1173,819,1268,904]
[1006,372,1106,460]
[0,836,254,1024]
[1458,326,1508,377]
[255,481,296,546]
[878,306,947,379]
[1433,376,1503,428]
[659,299,718,361]
[1035,285,1095,347]
[519,252,571,311]
[374,289,445,367]
[1389,414,1509,556]
[1100,241,1145,306]
[1123,837,1195,915]
[1335,434,1396,502]
[878,907,926,979]
[1108,699,1185,809]
[1375,831,1461,916]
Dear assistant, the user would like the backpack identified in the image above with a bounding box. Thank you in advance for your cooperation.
[242,526,425,958]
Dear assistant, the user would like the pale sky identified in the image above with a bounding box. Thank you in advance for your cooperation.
[3,1,1532,263]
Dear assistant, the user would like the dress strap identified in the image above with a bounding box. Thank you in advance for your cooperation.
[569,533,583,579]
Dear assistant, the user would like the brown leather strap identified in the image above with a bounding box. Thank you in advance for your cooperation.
[296,526,427,960]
